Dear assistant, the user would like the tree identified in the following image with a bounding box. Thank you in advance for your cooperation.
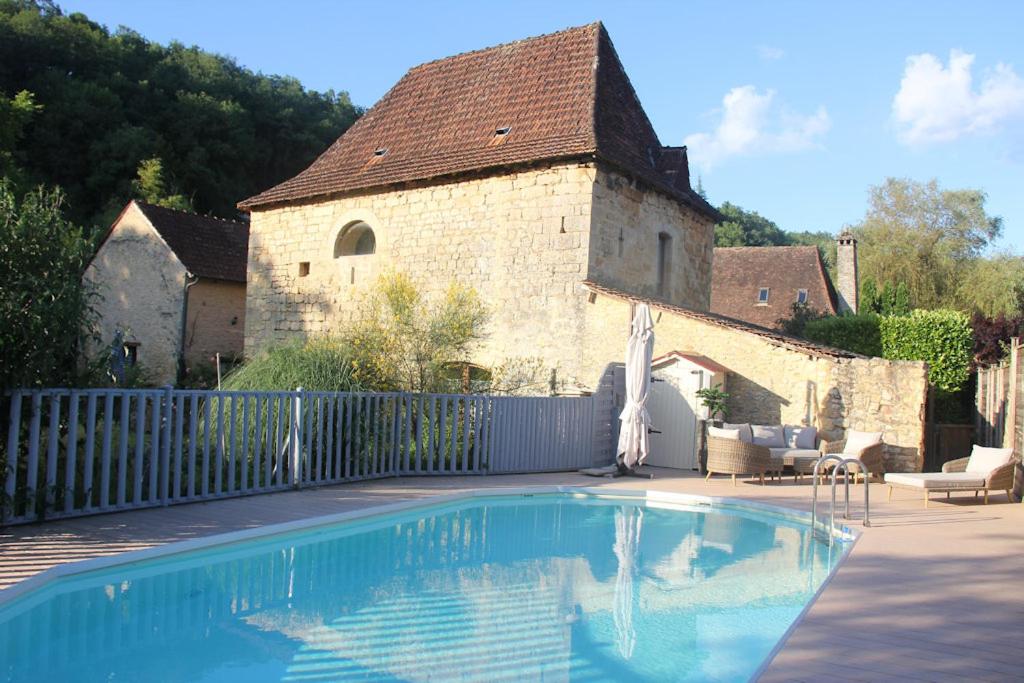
[346,272,489,393]
[0,180,95,390]
[131,157,190,211]
[956,253,1024,318]
[0,1,362,229]
[714,202,788,247]
[852,178,1003,311]
[861,278,880,314]
[776,302,827,337]
[0,89,39,184]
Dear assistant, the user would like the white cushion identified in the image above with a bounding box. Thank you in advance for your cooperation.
[723,422,752,443]
[885,472,986,490]
[965,445,1014,474]
[751,424,785,448]
[770,447,821,462]
[708,426,741,441]
[785,425,817,449]
[844,430,882,454]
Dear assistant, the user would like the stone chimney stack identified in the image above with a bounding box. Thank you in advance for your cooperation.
[836,231,859,314]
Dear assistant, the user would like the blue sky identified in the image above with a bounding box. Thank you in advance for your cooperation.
[64,0,1024,247]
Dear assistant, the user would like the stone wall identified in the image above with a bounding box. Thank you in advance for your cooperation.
[245,161,596,379]
[245,161,715,385]
[578,290,928,472]
[184,279,247,369]
[588,165,715,311]
[83,203,186,384]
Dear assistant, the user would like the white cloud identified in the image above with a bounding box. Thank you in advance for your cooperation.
[892,49,1024,145]
[683,86,830,170]
[758,45,785,61]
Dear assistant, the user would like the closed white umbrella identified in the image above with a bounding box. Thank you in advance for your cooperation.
[616,303,655,471]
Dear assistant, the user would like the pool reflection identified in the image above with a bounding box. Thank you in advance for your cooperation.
[0,497,841,682]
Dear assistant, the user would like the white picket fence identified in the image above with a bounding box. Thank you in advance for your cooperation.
[2,388,602,525]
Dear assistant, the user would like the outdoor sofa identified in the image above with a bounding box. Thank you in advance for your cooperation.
[885,446,1018,507]
[706,424,886,484]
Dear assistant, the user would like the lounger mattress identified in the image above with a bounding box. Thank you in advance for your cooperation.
[885,472,986,490]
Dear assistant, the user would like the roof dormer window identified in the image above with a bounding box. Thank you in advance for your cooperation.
[796,289,808,304]
[758,287,770,304]
[373,148,388,157]
[489,126,512,146]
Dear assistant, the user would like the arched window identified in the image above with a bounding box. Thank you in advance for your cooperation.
[334,221,376,258]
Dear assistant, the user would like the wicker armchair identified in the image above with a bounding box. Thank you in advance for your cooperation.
[819,438,885,483]
[705,436,771,486]
[940,455,1017,504]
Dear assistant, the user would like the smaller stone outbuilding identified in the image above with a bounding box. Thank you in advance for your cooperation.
[83,201,249,384]
[711,245,838,329]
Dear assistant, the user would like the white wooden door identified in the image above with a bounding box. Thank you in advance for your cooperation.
[645,367,699,469]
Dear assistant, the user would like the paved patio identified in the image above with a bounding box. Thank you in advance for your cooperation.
[1,469,1021,681]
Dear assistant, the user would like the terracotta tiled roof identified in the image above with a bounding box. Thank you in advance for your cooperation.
[653,351,730,374]
[135,202,250,283]
[582,279,861,360]
[239,23,716,219]
[710,246,837,329]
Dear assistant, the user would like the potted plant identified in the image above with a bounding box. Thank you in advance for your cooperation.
[696,387,729,425]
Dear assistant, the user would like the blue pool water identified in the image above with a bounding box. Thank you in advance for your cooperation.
[0,493,847,682]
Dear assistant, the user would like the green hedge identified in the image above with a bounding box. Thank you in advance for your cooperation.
[879,309,972,392]
[802,314,882,357]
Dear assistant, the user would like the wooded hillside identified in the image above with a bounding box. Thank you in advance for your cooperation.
[0,0,361,229]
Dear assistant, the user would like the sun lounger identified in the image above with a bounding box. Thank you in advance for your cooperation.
[885,446,1017,507]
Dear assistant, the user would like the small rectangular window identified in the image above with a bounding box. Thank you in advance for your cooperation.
[298,262,310,277]
[657,233,672,296]
[797,289,808,304]
[758,287,770,303]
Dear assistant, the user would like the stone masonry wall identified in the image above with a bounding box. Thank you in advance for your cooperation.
[589,165,715,311]
[246,161,717,387]
[184,279,247,369]
[83,203,187,384]
[578,291,928,471]
[245,162,596,380]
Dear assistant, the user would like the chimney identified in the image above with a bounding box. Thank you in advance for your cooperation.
[836,231,859,314]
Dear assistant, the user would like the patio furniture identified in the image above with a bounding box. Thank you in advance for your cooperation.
[788,453,824,482]
[820,431,885,483]
[885,446,1017,508]
[705,435,771,486]
[724,422,821,480]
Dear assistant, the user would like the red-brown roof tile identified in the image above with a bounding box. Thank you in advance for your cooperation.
[136,202,249,283]
[582,279,860,360]
[238,23,716,219]
[711,246,837,329]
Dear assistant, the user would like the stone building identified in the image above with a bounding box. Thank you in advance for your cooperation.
[83,201,249,384]
[238,22,718,382]
[239,23,929,471]
[711,245,838,329]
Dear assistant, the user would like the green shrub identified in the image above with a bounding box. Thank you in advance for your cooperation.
[222,337,363,392]
[803,313,882,357]
[880,309,972,392]
[0,181,96,390]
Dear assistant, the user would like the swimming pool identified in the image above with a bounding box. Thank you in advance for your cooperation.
[0,489,852,682]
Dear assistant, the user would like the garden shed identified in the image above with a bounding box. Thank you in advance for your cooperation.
[646,351,728,470]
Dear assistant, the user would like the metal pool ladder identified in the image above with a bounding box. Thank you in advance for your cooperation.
[811,453,870,544]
